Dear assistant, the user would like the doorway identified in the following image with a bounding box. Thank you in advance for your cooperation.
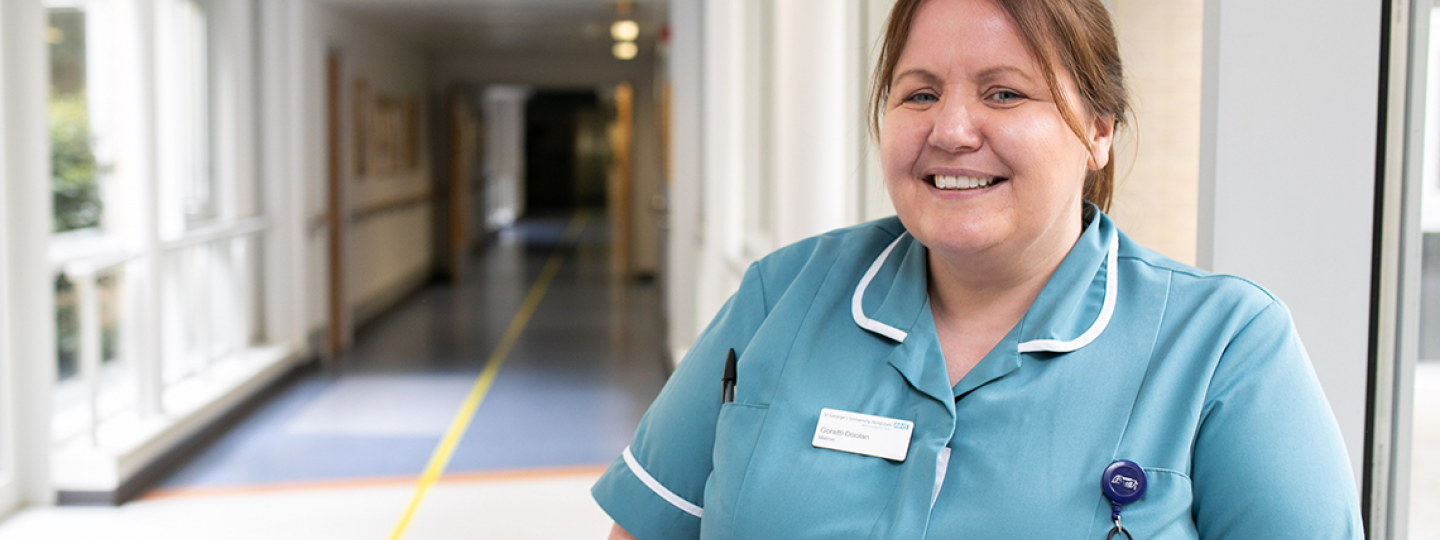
[524,91,607,214]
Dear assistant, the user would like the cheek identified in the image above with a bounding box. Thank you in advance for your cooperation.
[880,115,926,178]
[995,116,1089,173]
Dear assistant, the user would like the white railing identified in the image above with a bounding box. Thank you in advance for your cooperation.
[50,216,266,448]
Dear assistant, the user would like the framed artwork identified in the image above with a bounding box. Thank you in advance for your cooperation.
[353,83,421,177]
[370,96,401,174]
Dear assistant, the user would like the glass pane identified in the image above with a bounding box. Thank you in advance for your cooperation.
[98,267,123,365]
[48,7,103,234]
[177,0,213,224]
[55,274,78,383]
[96,266,137,414]
[160,252,187,386]
[1413,7,1440,536]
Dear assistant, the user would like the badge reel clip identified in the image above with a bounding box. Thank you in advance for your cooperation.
[1101,460,1147,540]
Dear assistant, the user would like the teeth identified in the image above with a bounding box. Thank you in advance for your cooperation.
[933,175,995,190]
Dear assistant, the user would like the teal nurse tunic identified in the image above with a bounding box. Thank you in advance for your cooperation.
[591,211,1362,540]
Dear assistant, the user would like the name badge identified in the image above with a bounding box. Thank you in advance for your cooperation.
[811,408,913,462]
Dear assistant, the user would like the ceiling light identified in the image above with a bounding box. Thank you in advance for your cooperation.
[611,20,639,42]
[613,41,638,60]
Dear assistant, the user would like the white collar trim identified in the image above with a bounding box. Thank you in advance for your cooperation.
[852,229,1118,352]
[852,233,910,342]
[1016,229,1119,353]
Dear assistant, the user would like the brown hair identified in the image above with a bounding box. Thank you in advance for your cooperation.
[868,0,1128,212]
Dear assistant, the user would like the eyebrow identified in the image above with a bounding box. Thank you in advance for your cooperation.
[891,68,940,84]
[975,65,1034,83]
[892,65,1036,85]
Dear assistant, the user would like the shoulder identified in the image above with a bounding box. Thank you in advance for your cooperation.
[1114,230,1282,324]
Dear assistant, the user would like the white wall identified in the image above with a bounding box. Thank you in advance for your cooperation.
[1198,0,1380,489]
[301,2,436,342]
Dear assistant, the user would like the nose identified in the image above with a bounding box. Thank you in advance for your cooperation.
[927,96,982,153]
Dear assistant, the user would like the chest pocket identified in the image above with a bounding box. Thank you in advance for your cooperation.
[1090,469,1197,540]
[704,404,910,540]
[700,402,768,539]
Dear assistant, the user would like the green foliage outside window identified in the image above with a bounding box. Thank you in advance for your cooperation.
[55,274,77,382]
[51,93,101,233]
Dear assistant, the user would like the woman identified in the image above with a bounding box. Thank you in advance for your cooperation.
[593,0,1363,538]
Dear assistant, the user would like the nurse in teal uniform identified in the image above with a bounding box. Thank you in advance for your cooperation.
[593,0,1364,538]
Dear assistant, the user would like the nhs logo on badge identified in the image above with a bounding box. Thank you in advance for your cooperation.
[894,422,910,430]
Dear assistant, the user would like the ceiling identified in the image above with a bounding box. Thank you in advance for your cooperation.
[315,0,667,57]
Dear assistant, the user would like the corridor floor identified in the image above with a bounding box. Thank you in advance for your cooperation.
[0,211,670,539]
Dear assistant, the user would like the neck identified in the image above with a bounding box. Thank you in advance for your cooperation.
[925,223,1082,330]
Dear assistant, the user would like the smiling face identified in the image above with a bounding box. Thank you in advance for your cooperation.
[881,0,1113,274]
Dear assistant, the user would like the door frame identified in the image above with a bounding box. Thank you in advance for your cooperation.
[1367,0,1429,537]
[325,51,345,359]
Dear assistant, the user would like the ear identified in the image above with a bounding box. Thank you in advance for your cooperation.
[1086,114,1116,171]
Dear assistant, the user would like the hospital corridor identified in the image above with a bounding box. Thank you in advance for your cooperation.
[1,212,664,538]
[0,0,1438,539]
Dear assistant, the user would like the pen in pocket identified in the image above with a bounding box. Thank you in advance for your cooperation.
[722,348,737,403]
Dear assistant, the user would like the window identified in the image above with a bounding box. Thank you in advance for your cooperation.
[49,0,268,443]
[155,0,215,228]
[48,4,104,234]
[1409,8,1440,536]
[48,0,134,418]
[39,0,283,500]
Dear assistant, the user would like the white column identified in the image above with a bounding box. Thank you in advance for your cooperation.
[692,0,745,338]
[1197,0,1381,489]
[126,0,165,419]
[701,0,743,263]
[771,0,862,246]
[2,0,56,505]
[675,0,875,359]
[0,0,16,517]
[260,0,307,353]
[861,0,898,223]
[668,0,703,360]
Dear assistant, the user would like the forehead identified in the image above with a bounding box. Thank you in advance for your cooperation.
[895,0,1042,78]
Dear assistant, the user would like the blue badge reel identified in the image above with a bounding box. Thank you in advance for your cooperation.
[1101,460,1147,540]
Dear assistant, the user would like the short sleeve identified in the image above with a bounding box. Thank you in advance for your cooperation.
[591,264,771,540]
[1191,300,1363,539]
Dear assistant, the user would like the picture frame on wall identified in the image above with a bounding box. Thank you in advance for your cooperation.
[352,82,421,178]
[370,96,403,174]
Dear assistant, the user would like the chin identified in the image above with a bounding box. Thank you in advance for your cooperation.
[903,216,1009,257]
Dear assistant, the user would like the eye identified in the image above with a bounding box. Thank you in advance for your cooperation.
[902,91,939,105]
[987,89,1026,105]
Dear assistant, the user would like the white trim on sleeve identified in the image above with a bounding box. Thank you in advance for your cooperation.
[1017,229,1119,354]
[622,446,704,518]
[852,233,910,342]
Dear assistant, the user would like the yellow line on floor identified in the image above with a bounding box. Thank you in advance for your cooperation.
[388,210,590,540]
